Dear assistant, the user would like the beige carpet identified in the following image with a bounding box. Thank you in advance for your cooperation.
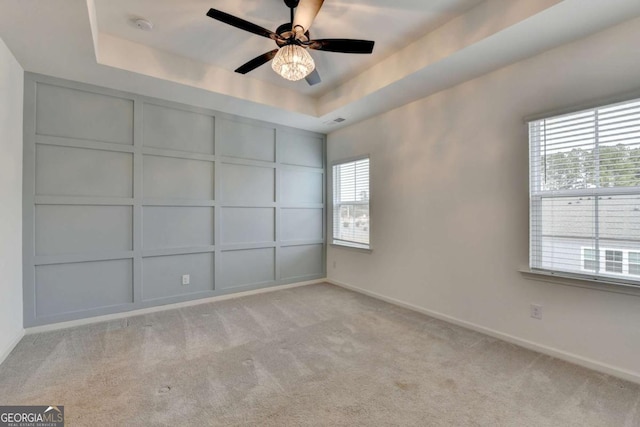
[0,283,638,426]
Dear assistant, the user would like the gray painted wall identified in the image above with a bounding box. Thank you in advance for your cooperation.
[23,73,325,327]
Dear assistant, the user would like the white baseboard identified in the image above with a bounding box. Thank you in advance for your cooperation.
[327,278,640,385]
[26,279,325,335]
[0,328,25,366]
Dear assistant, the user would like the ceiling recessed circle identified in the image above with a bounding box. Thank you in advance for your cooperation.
[133,18,153,31]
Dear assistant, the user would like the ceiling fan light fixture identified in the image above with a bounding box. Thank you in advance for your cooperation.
[271,44,315,81]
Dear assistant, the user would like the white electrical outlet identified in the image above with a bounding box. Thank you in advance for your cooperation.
[530,304,543,320]
[332,261,336,269]
[182,274,190,286]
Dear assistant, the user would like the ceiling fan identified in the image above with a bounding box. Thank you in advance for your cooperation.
[206,0,375,86]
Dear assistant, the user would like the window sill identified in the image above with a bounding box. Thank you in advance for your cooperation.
[330,243,372,253]
[520,269,640,297]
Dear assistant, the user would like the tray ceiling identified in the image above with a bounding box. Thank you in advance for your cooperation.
[1,0,639,132]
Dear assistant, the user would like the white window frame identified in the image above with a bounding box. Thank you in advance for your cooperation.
[529,95,640,288]
[331,155,372,251]
[604,249,624,274]
[581,247,598,272]
[629,252,640,276]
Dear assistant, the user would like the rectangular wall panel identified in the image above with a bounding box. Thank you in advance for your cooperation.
[143,207,214,249]
[35,259,133,317]
[36,145,133,198]
[219,119,275,162]
[36,83,133,145]
[281,244,323,280]
[220,163,275,204]
[36,205,132,256]
[219,248,275,289]
[220,207,274,244]
[143,155,214,200]
[281,170,323,204]
[142,253,214,301]
[281,208,323,242]
[143,103,214,154]
[280,132,324,168]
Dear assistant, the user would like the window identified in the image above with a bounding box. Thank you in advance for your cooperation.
[605,250,623,273]
[332,157,370,249]
[529,97,640,285]
[581,248,640,275]
[629,252,640,275]
[583,248,598,271]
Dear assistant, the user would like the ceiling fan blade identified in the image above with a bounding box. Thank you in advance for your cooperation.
[305,68,321,86]
[308,39,375,54]
[207,9,282,41]
[235,49,280,74]
[293,0,324,34]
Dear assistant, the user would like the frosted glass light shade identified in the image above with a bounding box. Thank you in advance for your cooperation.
[271,45,315,81]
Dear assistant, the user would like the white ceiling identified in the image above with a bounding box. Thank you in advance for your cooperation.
[94,0,482,97]
[1,0,640,133]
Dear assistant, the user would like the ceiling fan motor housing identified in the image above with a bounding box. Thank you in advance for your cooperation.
[275,23,309,46]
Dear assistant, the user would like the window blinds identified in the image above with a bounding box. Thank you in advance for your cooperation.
[529,98,640,285]
[332,158,370,249]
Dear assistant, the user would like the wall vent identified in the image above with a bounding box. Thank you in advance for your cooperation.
[323,117,347,126]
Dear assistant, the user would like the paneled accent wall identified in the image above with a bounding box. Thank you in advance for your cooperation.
[23,73,325,327]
